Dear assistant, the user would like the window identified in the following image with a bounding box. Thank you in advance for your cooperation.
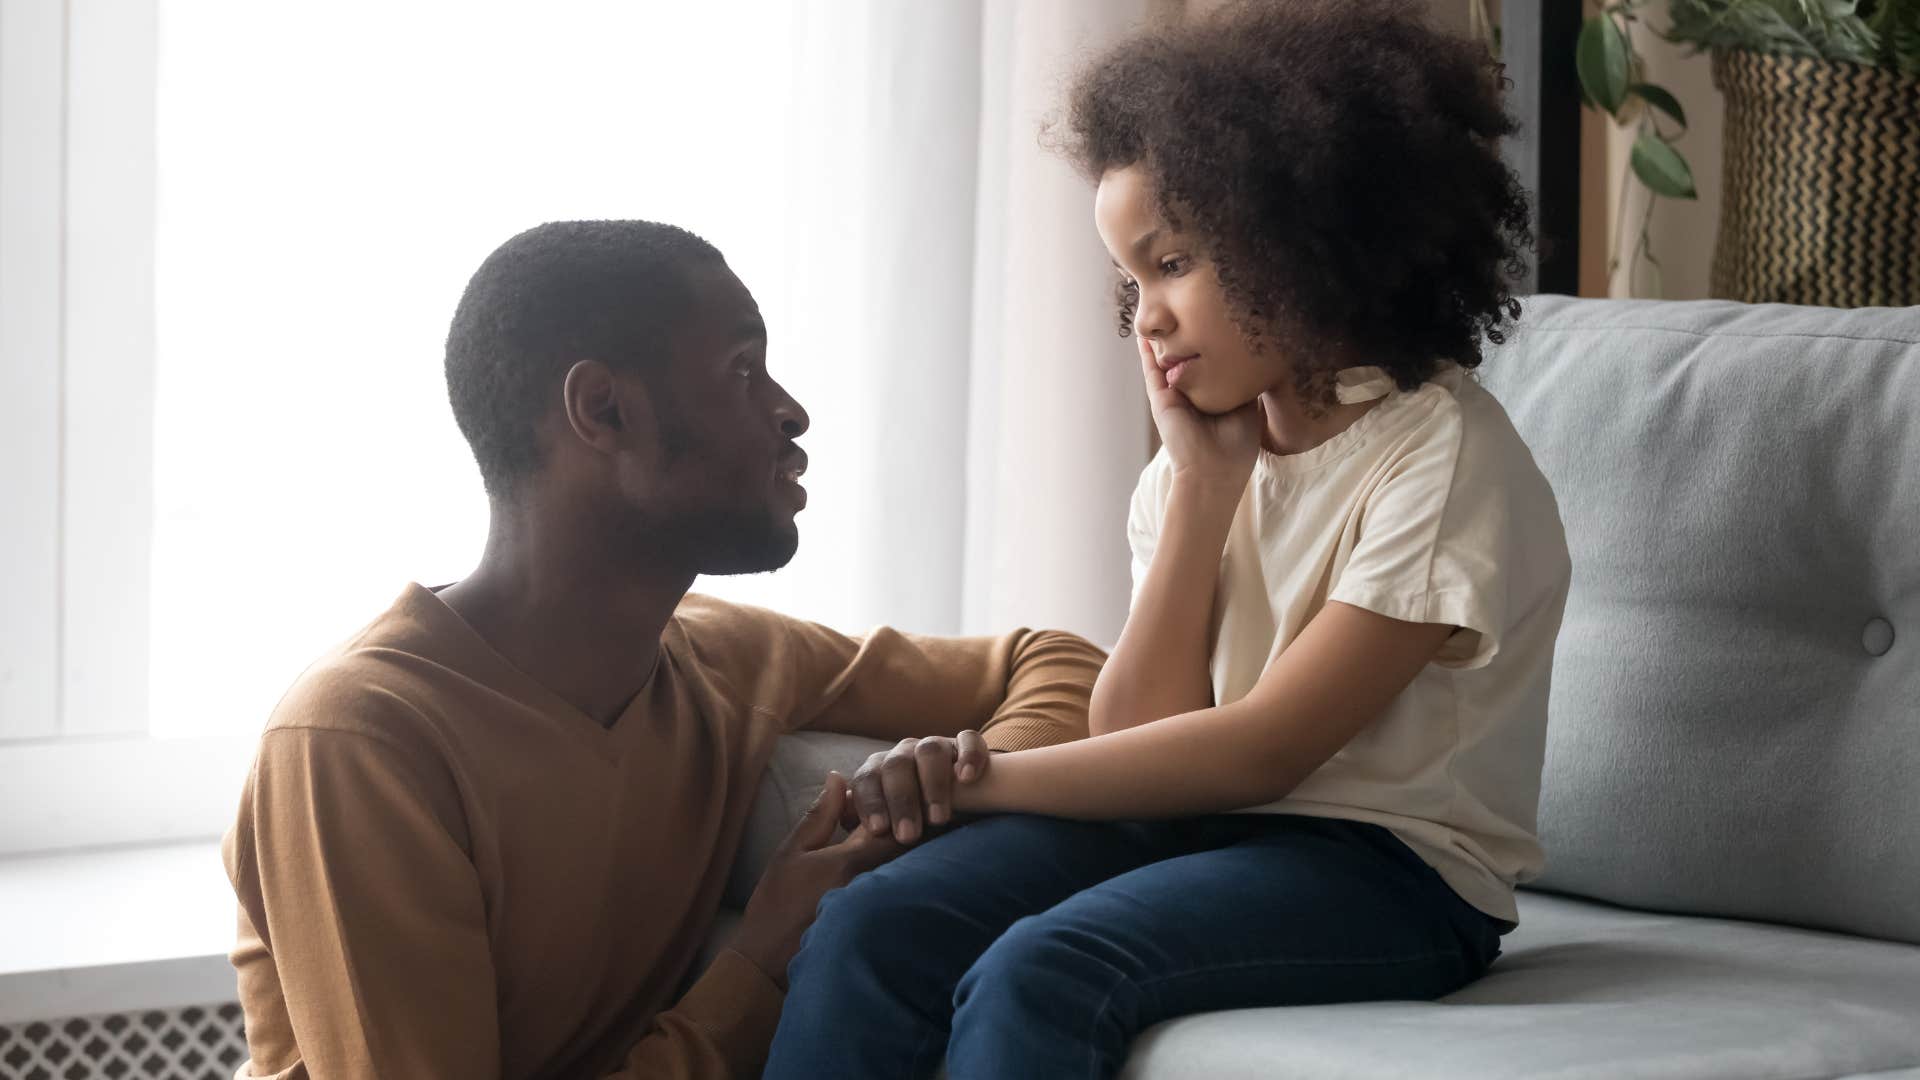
[2,0,961,851]
[149,2,872,741]
[4,1,1145,857]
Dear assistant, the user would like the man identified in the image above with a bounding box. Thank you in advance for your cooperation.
[222,220,1104,1078]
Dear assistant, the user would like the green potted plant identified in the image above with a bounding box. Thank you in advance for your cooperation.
[1574,0,1920,305]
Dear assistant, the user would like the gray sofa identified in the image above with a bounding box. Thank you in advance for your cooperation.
[712,297,1920,1078]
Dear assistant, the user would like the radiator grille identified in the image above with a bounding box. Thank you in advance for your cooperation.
[0,1003,245,1080]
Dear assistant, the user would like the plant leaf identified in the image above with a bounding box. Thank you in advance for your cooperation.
[1663,0,1878,63]
[1631,132,1698,199]
[1578,14,1631,113]
[1629,83,1688,131]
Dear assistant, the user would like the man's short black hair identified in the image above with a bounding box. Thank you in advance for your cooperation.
[444,219,724,499]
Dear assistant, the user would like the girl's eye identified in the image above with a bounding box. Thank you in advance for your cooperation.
[1159,255,1188,276]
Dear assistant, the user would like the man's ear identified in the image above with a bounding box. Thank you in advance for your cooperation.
[561,359,653,459]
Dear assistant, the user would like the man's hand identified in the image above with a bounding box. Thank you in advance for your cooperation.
[851,731,991,844]
[732,771,900,989]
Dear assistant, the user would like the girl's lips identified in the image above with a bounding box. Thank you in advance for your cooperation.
[1163,355,1198,386]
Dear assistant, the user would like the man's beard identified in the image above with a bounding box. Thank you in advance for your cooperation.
[697,503,799,575]
[623,499,797,576]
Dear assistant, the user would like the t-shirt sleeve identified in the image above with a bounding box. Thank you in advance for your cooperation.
[1327,416,1509,670]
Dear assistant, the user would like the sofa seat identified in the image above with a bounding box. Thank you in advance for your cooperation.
[706,867,1920,1080]
[1119,889,1920,1080]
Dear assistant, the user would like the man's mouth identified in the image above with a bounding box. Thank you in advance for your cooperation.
[776,448,808,489]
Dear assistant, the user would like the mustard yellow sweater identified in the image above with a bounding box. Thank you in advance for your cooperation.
[224,583,1102,1078]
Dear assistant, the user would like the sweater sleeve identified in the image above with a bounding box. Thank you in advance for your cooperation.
[228,720,786,1080]
[225,724,502,1079]
[607,949,785,1078]
[674,597,1105,752]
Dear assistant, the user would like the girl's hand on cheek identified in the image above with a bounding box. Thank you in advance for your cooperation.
[1138,333,1262,494]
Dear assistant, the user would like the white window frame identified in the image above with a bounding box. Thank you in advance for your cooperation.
[0,0,250,858]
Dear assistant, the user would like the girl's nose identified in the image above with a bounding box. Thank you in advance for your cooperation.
[1135,291,1175,340]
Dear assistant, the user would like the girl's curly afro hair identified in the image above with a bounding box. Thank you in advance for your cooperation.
[1053,0,1532,405]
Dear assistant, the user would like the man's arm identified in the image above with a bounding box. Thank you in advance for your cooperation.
[796,624,1104,751]
[674,596,1105,841]
[785,620,1105,843]
[226,726,501,1078]
[227,723,786,1080]
[674,596,1103,750]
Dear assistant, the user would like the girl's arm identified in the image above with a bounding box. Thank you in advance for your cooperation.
[956,600,1456,819]
[1090,334,1264,737]
[1088,475,1238,736]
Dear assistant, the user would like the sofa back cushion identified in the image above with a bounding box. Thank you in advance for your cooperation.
[1479,297,1920,944]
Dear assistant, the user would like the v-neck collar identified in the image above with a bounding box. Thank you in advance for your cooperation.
[398,582,675,760]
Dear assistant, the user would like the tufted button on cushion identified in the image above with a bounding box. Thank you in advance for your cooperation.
[1863,617,1895,657]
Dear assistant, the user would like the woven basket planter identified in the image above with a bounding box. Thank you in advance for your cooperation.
[1710,48,1920,307]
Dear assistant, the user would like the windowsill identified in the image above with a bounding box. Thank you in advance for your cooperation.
[0,841,237,1023]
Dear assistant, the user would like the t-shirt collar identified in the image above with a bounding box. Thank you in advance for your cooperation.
[1334,365,1397,404]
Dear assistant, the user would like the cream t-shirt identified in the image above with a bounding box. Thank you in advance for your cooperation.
[1128,363,1571,922]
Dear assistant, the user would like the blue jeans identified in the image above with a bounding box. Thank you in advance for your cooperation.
[763,813,1505,1080]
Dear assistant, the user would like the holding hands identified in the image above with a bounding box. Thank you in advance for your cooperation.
[736,732,998,984]
[850,731,991,843]
[733,732,992,982]
[733,772,900,987]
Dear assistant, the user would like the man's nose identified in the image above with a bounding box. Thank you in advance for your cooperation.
[772,379,809,439]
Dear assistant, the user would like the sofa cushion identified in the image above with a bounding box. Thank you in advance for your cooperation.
[1118,889,1920,1080]
[1476,298,1920,944]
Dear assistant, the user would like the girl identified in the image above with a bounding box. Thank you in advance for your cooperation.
[765,2,1569,1076]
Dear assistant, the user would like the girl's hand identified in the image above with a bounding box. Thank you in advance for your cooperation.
[1138,333,1261,493]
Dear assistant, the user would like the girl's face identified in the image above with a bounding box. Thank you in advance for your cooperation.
[1094,164,1285,415]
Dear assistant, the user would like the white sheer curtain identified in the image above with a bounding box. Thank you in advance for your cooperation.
[150,0,1148,739]
[753,0,1154,642]
[963,0,1152,641]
